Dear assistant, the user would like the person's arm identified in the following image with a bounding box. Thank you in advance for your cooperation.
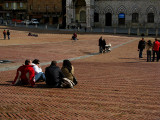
[33,65,42,74]
[12,67,21,85]
[29,68,35,87]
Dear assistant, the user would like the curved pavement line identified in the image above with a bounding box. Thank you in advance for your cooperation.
[0,38,138,72]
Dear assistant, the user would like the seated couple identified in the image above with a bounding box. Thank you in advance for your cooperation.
[45,60,77,88]
[12,59,46,87]
[12,59,77,88]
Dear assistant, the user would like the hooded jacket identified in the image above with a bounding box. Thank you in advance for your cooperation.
[153,40,160,51]
[12,65,35,87]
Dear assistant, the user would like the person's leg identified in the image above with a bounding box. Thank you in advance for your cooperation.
[35,72,45,82]
[139,49,143,58]
[152,51,155,62]
[156,51,159,62]
[147,50,149,62]
[149,51,151,62]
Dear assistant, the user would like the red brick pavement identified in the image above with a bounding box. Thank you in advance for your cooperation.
[0,27,160,120]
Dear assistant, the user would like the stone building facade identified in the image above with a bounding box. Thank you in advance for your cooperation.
[2,0,27,20]
[27,0,66,26]
[66,0,160,28]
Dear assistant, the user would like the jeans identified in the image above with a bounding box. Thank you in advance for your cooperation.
[139,49,143,58]
[152,51,159,62]
[147,50,152,62]
[35,72,46,82]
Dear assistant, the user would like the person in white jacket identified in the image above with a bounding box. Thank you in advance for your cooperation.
[32,59,46,82]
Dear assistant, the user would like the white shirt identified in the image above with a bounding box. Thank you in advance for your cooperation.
[32,63,42,75]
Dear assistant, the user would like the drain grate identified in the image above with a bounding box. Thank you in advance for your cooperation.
[0,60,12,64]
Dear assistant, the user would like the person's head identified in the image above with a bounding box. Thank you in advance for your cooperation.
[7,30,9,32]
[51,61,57,66]
[155,38,158,41]
[25,59,32,65]
[32,59,40,65]
[142,38,144,40]
[62,59,72,72]
[147,40,152,46]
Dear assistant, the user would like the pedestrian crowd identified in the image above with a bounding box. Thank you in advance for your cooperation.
[12,59,78,88]
[138,37,160,62]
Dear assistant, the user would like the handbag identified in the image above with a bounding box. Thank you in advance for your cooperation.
[73,76,78,85]
[71,73,78,85]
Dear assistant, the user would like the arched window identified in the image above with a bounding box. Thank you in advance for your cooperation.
[147,13,154,23]
[132,13,139,23]
[118,13,125,25]
[94,13,99,22]
[80,11,86,22]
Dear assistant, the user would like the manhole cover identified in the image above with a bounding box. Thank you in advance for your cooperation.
[0,60,12,64]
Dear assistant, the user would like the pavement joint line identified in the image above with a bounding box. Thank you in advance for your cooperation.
[0,38,138,72]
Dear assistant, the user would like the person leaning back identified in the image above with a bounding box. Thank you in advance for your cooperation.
[12,59,35,87]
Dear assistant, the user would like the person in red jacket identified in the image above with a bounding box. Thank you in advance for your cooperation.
[12,59,35,87]
[152,38,160,62]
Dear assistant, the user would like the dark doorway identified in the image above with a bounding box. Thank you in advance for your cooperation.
[52,17,58,24]
[105,13,112,26]
[118,13,125,25]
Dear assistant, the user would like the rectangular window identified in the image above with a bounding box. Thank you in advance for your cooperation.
[20,2,23,8]
[6,3,9,8]
[11,3,17,10]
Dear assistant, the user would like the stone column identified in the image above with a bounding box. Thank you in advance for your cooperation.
[66,5,71,27]
[112,14,118,27]
[86,5,91,28]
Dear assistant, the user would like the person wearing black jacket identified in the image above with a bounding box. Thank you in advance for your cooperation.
[45,61,64,88]
[99,36,103,53]
[138,38,146,58]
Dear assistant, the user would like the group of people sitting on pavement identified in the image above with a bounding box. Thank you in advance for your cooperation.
[12,59,77,88]
[28,32,38,37]
[138,37,160,62]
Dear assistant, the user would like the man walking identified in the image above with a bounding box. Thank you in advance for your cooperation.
[7,30,10,40]
[138,38,146,58]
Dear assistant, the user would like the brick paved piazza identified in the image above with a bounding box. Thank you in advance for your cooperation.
[0,26,160,120]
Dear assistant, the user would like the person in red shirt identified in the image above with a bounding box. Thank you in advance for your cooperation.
[152,38,160,62]
[3,29,6,40]
[12,59,35,87]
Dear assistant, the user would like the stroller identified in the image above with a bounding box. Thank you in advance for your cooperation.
[105,43,111,52]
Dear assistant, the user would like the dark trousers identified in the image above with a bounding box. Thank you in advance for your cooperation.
[99,46,102,53]
[139,49,143,58]
[152,50,159,62]
[147,50,152,62]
